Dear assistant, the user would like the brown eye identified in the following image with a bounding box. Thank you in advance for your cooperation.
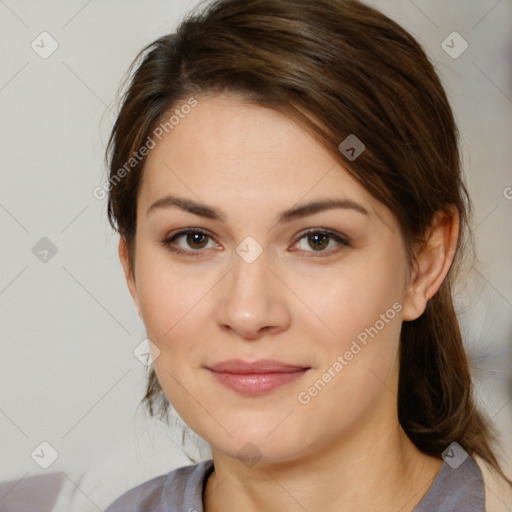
[307,233,330,251]
[161,228,218,258]
[186,232,209,249]
[292,229,350,257]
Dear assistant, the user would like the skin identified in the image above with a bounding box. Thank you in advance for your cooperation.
[119,93,460,512]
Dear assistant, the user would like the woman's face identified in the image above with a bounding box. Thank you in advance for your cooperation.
[121,93,418,464]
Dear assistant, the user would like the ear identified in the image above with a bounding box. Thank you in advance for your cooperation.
[402,205,460,321]
[118,236,141,318]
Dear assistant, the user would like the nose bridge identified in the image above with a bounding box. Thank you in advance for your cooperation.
[214,243,290,338]
[231,246,270,297]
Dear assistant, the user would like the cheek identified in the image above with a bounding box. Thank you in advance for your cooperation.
[136,266,202,403]
[135,249,210,342]
[134,256,222,403]
[293,267,404,430]
[290,252,406,347]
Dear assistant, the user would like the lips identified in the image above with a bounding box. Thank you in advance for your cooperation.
[207,359,310,373]
[206,359,311,395]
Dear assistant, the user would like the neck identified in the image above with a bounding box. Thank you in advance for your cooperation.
[203,422,443,512]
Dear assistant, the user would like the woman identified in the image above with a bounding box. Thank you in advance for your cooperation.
[103,0,512,510]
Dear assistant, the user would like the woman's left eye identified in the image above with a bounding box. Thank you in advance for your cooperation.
[161,228,350,258]
[292,229,350,256]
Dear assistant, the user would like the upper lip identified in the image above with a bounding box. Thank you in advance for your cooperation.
[207,359,310,374]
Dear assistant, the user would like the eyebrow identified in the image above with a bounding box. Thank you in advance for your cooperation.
[146,194,369,222]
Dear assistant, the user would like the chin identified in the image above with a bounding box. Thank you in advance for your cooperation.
[205,421,309,462]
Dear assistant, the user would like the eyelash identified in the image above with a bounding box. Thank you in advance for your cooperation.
[160,228,350,259]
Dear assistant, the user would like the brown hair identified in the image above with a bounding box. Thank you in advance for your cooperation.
[105,0,511,483]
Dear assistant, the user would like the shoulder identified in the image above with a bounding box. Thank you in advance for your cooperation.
[473,455,512,512]
[104,459,214,512]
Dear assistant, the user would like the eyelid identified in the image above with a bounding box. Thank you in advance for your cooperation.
[295,227,349,245]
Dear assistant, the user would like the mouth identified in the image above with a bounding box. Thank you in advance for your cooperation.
[206,359,311,395]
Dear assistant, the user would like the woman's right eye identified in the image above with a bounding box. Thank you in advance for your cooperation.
[160,228,219,258]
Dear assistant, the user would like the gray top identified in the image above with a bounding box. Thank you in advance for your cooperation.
[104,454,485,512]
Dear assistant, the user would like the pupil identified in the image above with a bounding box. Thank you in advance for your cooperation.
[309,234,328,250]
[187,233,207,248]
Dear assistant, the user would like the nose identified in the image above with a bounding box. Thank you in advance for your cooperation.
[214,248,292,340]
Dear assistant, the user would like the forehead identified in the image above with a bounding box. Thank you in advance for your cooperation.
[145,95,335,180]
[138,94,388,226]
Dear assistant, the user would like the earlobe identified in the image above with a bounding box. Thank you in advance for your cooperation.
[118,236,141,316]
[401,206,459,321]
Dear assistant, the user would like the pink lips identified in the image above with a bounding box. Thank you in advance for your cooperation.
[206,359,310,395]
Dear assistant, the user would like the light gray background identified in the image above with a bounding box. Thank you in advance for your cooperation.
[0,1,511,510]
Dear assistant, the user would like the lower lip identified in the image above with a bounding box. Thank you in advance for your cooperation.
[208,369,309,395]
